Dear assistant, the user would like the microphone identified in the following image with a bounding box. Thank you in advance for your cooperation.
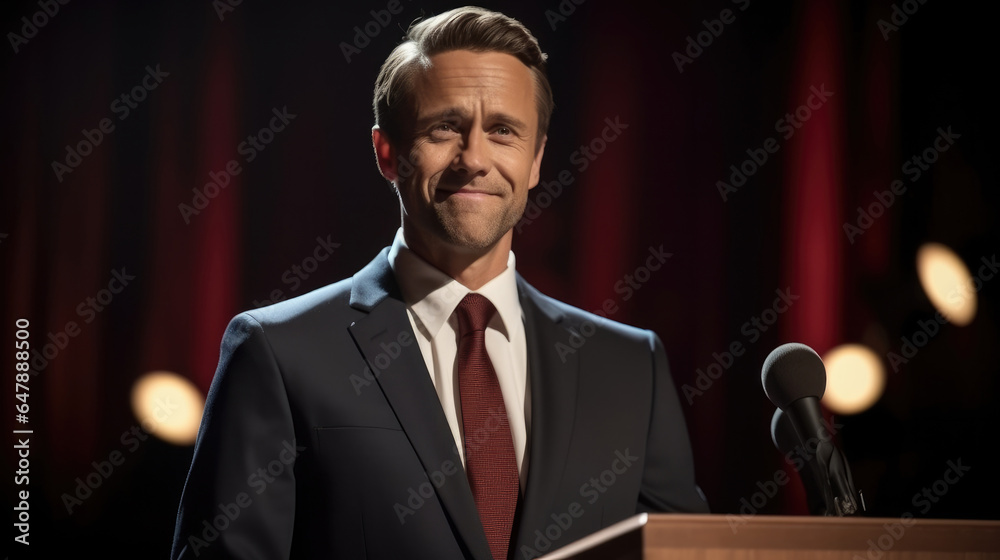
[762,343,863,516]
[770,407,829,516]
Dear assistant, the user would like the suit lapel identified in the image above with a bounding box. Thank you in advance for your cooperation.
[348,250,493,560]
[513,277,580,553]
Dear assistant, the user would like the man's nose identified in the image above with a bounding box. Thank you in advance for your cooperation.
[452,131,490,176]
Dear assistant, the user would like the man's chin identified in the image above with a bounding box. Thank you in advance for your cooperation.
[441,231,505,252]
[436,221,513,253]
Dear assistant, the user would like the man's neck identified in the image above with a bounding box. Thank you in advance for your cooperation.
[401,228,512,291]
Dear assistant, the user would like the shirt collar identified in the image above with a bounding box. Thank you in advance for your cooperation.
[387,228,522,340]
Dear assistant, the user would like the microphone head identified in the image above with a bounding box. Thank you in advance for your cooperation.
[762,342,826,409]
[770,407,800,453]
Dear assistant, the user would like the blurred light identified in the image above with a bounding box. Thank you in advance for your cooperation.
[917,243,977,326]
[130,371,205,445]
[822,344,885,415]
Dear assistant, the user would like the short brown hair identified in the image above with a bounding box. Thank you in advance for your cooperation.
[373,6,553,150]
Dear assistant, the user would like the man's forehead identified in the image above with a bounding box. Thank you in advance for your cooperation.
[420,49,526,74]
[411,50,536,112]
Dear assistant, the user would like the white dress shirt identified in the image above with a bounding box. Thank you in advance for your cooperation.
[387,229,530,486]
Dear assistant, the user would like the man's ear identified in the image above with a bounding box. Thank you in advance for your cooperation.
[528,134,547,189]
[372,126,398,182]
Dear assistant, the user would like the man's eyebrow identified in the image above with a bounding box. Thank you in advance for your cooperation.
[415,108,467,129]
[414,109,530,132]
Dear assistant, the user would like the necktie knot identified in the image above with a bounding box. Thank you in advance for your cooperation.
[456,293,496,335]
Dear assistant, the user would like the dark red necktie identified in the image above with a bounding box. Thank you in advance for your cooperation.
[455,293,519,560]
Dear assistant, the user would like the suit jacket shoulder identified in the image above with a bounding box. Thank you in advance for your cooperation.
[518,279,655,343]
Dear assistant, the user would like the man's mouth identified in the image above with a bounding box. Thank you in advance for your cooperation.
[435,186,500,201]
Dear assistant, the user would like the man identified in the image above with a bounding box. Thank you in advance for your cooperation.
[172,7,708,560]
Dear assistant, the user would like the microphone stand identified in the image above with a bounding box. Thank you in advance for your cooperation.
[772,406,865,516]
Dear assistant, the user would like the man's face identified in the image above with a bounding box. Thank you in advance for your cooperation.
[377,50,546,258]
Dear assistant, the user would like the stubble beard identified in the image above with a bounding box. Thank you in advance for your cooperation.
[432,194,524,252]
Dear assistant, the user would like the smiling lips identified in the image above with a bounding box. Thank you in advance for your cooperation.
[438,186,502,198]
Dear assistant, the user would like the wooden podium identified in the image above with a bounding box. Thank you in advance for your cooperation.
[537,513,1000,559]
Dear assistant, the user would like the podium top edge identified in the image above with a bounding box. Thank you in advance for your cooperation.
[643,513,1000,528]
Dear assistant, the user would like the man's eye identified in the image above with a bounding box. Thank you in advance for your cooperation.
[495,127,512,136]
[435,123,455,132]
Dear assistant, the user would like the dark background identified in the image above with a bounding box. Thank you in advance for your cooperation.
[2,0,998,557]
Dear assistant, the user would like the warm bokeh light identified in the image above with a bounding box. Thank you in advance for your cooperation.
[130,371,205,445]
[917,243,977,326]
[822,344,885,415]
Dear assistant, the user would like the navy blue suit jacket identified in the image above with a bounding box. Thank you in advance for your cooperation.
[171,249,708,559]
